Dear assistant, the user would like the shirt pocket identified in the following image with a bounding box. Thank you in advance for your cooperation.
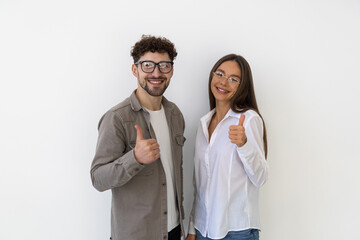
[174,135,186,167]
[175,135,186,146]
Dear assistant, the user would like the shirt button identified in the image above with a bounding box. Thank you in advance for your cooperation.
[163,235,167,239]
[164,211,167,215]
[162,182,166,186]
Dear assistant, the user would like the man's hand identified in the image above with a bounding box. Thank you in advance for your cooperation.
[133,125,160,164]
[185,234,196,240]
[228,115,247,147]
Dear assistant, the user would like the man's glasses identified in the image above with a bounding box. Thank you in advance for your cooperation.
[213,71,241,84]
[135,60,174,73]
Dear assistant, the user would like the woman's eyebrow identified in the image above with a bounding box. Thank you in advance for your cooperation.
[217,68,241,78]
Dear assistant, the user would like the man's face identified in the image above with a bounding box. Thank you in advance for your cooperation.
[132,51,173,97]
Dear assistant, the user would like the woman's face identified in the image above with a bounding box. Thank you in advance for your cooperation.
[211,60,241,105]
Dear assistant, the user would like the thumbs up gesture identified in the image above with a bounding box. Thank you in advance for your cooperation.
[228,115,247,147]
[133,125,160,164]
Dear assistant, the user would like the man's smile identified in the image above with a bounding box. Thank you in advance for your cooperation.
[146,77,166,86]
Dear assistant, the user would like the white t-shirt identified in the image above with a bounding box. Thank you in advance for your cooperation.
[145,105,179,231]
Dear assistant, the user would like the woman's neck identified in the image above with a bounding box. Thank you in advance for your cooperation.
[214,102,231,122]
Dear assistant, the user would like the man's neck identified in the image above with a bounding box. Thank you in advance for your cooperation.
[135,87,163,111]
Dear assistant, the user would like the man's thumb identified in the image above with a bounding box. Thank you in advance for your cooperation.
[134,125,144,141]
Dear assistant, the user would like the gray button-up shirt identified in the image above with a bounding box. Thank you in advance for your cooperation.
[91,91,186,240]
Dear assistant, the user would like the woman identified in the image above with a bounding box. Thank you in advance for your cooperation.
[186,54,268,240]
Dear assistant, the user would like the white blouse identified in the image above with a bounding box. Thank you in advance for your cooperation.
[188,108,269,239]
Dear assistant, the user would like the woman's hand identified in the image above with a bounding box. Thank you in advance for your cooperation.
[185,234,196,240]
[228,115,247,147]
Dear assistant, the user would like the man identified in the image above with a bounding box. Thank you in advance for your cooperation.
[90,35,186,240]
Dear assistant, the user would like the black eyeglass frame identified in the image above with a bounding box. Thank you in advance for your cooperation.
[135,60,174,73]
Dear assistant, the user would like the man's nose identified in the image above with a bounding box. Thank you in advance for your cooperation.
[151,66,162,77]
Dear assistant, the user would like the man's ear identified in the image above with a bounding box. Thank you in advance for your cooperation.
[132,64,138,77]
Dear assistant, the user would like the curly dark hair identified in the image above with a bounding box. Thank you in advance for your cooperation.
[130,35,177,63]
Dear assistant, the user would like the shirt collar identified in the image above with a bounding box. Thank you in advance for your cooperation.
[129,90,142,111]
[228,109,242,120]
[201,108,241,125]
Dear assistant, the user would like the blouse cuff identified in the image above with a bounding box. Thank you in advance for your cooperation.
[237,138,255,157]
[188,219,196,235]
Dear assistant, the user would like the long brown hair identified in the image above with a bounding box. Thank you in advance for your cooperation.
[208,54,268,158]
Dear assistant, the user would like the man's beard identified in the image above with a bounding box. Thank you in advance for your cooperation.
[140,77,168,96]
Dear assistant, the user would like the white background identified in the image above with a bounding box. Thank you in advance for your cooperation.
[1,0,360,239]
